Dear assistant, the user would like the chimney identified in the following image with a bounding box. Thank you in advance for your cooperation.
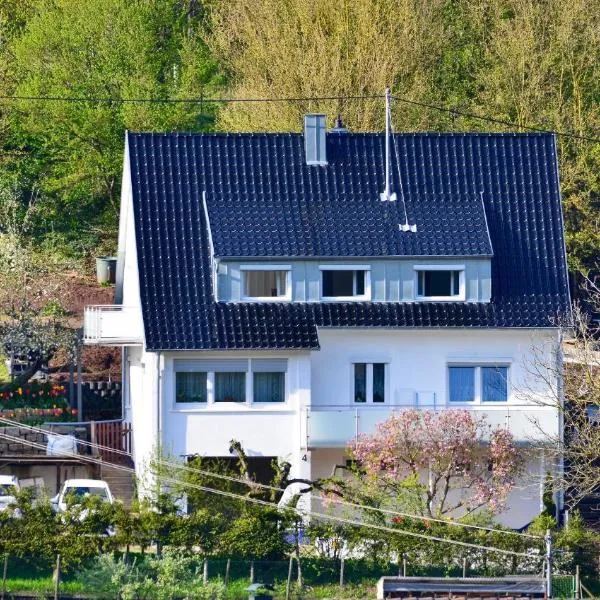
[304,114,327,166]
[329,114,348,134]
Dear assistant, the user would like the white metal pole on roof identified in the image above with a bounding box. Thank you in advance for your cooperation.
[380,88,396,203]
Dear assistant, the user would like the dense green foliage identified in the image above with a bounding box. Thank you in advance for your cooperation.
[0,0,222,261]
[0,0,598,272]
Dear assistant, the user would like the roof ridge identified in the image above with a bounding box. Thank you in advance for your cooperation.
[127,131,554,138]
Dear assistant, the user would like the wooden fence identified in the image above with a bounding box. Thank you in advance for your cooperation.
[90,419,132,465]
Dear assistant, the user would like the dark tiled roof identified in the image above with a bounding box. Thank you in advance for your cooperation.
[127,132,570,350]
[204,133,492,257]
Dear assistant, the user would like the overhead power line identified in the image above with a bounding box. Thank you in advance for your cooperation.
[0,417,542,540]
[0,430,542,559]
[0,93,382,104]
[0,91,599,144]
[390,95,600,144]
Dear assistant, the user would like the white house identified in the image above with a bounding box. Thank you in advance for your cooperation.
[84,116,571,528]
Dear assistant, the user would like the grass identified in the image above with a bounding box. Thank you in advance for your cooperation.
[3,577,86,595]
[0,353,9,383]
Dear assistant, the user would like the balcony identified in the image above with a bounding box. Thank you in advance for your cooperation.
[304,400,558,448]
[83,305,143,345]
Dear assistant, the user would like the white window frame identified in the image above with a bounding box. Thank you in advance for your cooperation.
[173,359,288,407]
[414,264,466,301]
[447,362,510,405]
[351,362,388,404]
[240,264,292,302]
[319,265,371,301]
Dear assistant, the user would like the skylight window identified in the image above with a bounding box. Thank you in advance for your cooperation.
[415,266,465,301]
[320,266,371,301]
[240,265,291,301]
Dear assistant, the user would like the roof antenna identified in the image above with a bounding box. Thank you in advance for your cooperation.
[380,88,397,203]
[381,89,417,232]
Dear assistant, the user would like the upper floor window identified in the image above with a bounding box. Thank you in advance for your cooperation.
[240,265,291,301]
[353,362,386,403]
[320,265,371,301]
[415,265,465,301]
[448,364,508,403]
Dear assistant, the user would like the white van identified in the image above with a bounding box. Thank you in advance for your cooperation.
[52,479,114,513]
[0,475,19,512]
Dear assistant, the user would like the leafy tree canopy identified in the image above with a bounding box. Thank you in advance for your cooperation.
[0,0,222,258]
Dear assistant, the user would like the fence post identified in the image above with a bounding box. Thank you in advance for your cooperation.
[403,556,407,577]
[575,565,580,600]
[1,554,7,600]
[285,556,294,600]
[296,554,303,587]
[463,557,467,578]
[339,557,345,588]
[250,560,254,584]
[54,554,61,600]
[545,529,553,599]
[203,558,208,584]
[90,421,98,456]
[224,558,230,589]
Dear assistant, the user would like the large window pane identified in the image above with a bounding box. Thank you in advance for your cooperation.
[354,363,366,403]
[244,270,288,298]
[215,372,246,402]
[175,372,207,403]
[373,363,385,403]
[482,366,508,402]
[253,372,285,403]
[323,270,354,296]
[418,270,461,297]
[449,367,475,402]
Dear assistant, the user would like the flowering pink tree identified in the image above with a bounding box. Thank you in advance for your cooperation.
[341,409,523,518]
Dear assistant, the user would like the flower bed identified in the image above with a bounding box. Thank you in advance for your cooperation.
[0,382,77,424]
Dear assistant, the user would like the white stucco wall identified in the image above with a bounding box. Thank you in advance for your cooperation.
[157,351,312,481]
[125,327,560,523]
[308,328,559,444]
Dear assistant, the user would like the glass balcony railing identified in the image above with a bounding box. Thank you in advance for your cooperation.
[305,402,558,448]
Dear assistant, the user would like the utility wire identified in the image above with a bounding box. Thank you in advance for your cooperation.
[0,94,383,105]
[390,94,600,144]
[0,431,542,559]
[0,91,599,143]
[0,417,542,540]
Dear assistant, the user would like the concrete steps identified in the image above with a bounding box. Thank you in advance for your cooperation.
[100,462,136,508]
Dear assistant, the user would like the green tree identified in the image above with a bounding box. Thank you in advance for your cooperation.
[0,0,222,258]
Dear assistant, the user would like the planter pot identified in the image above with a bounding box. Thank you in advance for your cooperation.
[95,256,117,284]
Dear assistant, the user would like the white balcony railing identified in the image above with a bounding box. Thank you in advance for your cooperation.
[304,402,558,448]
[83,305,143,345]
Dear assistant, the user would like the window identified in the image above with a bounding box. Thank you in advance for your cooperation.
[415,266,464,300]
[353,363,386,403]
[320,266,370,300]
[215,372,246,403]
[176,372,208,403]
[174,359,287,405]
[449,367,475,403]
[253,372,285,403]
[481,366,508,402]
[240,265,291,301]
[448,365,508,403]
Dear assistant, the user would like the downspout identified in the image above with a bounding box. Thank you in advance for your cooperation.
[156,351,162,446]
[556,329,565,520]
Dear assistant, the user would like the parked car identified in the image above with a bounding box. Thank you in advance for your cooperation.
[51,479,114,513]
[0,475,19,512]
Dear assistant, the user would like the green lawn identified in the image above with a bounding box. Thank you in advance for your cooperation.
[3,577,86,595]
[0,353,8,383]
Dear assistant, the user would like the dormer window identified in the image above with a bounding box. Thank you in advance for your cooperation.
[415,265,465,301]
[240,265,291,301]
[320,265,371,301]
